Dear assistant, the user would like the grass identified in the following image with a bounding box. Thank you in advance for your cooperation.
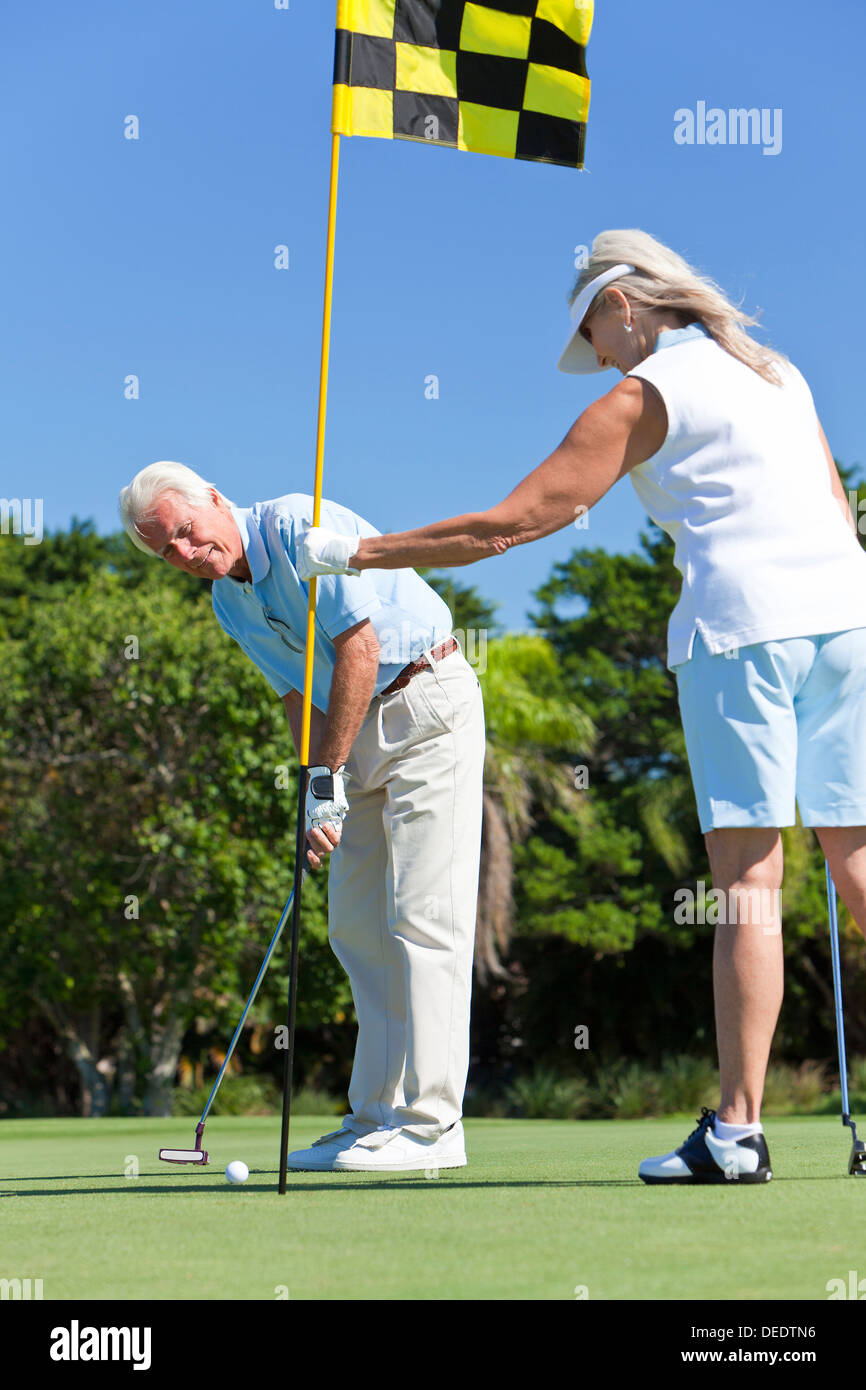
[2,1114,865,1300]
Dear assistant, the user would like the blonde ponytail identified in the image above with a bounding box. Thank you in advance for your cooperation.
[572,230,787,384]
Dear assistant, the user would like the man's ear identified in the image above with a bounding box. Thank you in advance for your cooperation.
[209,486,223,508]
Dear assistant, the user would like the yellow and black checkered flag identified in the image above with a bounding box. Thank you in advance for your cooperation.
[333,0,593,169]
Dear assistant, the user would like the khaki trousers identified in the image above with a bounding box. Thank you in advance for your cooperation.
[327,647,485,1140]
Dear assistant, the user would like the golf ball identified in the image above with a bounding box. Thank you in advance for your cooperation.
[225,1160,249,1184]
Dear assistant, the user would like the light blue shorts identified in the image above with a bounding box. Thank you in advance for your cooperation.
[675,628,866,832]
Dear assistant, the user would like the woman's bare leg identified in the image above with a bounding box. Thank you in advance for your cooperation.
[704,827,785,1124]
[815,828,866,938]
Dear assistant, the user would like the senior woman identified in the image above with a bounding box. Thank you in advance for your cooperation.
[299,229,866,1184]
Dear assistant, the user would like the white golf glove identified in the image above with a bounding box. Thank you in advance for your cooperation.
[297,526,360,580]
[305,765,350,841]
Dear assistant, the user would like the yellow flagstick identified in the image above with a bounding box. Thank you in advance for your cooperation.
[301,129,342,763]
[278,130,342,1195]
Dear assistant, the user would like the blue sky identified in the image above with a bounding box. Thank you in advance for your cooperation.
[2,0,863,629]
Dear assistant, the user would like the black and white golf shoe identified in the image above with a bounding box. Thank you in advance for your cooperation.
[639,1107,773,1185]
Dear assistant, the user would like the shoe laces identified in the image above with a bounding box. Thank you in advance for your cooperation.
[685,1106,717,1142]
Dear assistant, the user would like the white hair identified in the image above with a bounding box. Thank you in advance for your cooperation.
[118,461,234,557]
[572,229,788,384]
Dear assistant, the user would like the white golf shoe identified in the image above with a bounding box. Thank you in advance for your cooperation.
[284,1126,367,1172]
[331,1121,467,1172]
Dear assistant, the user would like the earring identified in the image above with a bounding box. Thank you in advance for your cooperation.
[624,320,633,334]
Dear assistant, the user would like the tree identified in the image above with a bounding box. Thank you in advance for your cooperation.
[475,633,595,978]
[0,539,347,1115]
[421,573,597,978]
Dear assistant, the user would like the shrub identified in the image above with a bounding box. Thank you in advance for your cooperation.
[657,1055,720,1114]
[593,1061,661,1119]
[505,1066,591,1119]
[788,1060,828,1111]
[171,1075,281,1117]
[289,1086,345,1117]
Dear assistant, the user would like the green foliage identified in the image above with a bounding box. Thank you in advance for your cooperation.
[470,1056,863,1120]
[656,1055,722,1114]
[514,829,645,951]
[170,1075,345,1118]
[762,1061,829,1115]
[0,519,157,634]
[170,1076,342,1118]
[480,633,593,751]
[594,1061,664,1119]
[171,1075,281,1117]
[512,527,706,966]
[849,1056,866,1097]
[418,570,499,633]
[478,632,594,848]
[0,529,350,1115]
[287,1085,345,1116]
[505,1067,591,1120]
[531,527,683,784]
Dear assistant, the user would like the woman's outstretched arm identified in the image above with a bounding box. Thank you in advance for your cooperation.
[303,377,666,574]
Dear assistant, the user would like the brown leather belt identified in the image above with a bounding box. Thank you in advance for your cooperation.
[379,637,459,697]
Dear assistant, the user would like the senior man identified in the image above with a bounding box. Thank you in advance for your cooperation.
[118,461,485,1172]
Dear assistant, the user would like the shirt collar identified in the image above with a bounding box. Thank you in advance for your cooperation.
[229,504,271,584]
[654,322,710,352]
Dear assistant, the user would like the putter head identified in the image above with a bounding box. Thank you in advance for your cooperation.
[159,1147,209,1165]
[848,1139,866,1176]
[159,1119,209,1166]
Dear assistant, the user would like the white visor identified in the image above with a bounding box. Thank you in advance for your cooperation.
[557,263,636,374]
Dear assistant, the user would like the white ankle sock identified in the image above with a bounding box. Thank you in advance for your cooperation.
[714,1118,762,1141]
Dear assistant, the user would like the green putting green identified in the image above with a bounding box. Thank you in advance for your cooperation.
[1,1115,862,1300]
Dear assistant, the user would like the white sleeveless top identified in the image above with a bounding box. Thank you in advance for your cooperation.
[627,326,866,668]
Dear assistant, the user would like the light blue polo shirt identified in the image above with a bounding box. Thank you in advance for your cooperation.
[211,494,454,710]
